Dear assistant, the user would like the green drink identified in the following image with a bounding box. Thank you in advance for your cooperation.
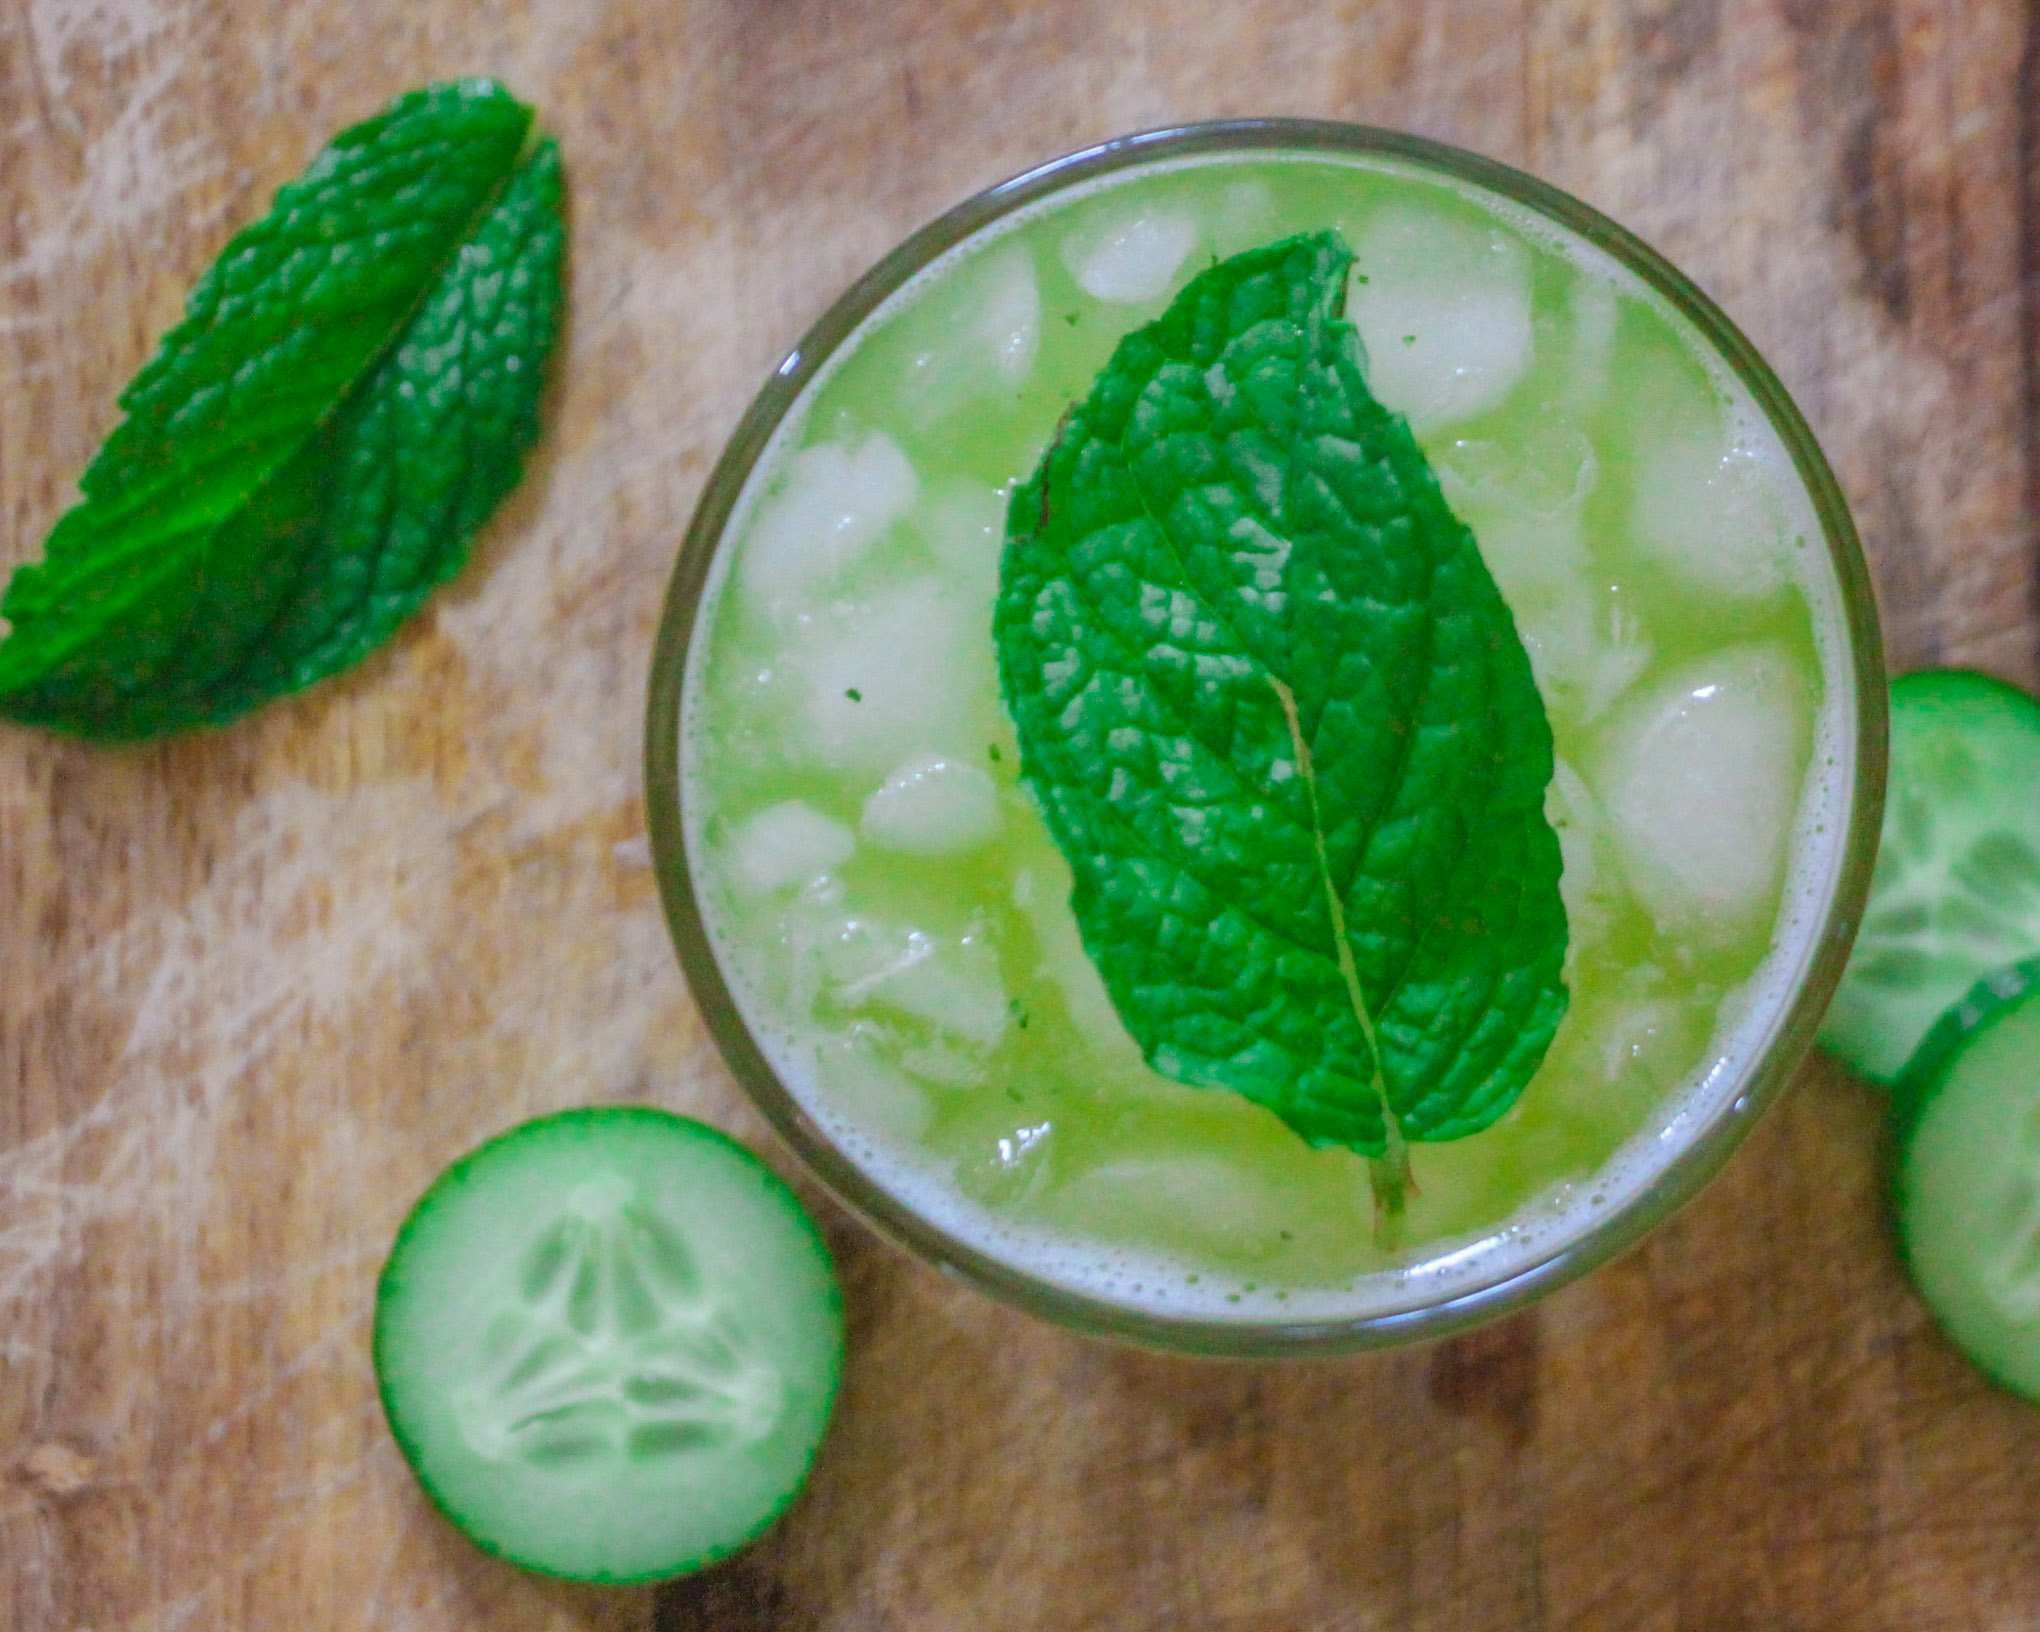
[648,125,1882,1350]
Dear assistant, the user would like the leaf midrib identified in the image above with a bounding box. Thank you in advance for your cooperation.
[1021,483,1377,1140]
[1114,329,1442,1088]
[1114,285,1447,1190]
[1042,489,1365,983]
[171,122,544,699]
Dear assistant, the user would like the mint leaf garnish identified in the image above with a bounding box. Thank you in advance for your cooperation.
[0,78,564,740]
[995,231,1568,1217]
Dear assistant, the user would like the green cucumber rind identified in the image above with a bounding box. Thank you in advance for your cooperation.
[372,1106,845,1585]
[1889,958,2040,1403]
[1820,668,2040,1083]
[1885,666,2040,720]
[1888,957,2040,1147]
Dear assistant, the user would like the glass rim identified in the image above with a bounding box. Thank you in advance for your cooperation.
[644,118,1888,1357]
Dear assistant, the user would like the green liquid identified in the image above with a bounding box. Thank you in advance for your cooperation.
[680,151,1848,1320]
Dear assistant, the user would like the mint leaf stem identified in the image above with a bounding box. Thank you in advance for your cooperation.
[1271,671,1412,1229]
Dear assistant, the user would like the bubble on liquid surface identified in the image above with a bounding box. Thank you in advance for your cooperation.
[862,754,1002,855]
[1629,415,1793,603]
[1063,207,1200,304]
[728,801,855,893]
[741,433,918,613]
[1348,205,1533,430]
[789,577,994,776]
[454,1179,781,1468]
[1590,643,1812,937]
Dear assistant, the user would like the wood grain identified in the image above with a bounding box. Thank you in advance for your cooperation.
[3,0,2038,1626]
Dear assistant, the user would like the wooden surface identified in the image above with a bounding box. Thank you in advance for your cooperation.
[4,1,2040,1627]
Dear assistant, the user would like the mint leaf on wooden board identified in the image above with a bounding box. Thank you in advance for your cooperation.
[995,231,1568,1208]
[0,78,565,741]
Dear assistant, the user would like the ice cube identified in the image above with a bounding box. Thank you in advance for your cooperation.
[832,926,1011,1051]
[1513,577,1653,727]
[1527,756,1621,1028]
[1580,596,1655,723]
[1050,1152,1289,1258]
[1547,757,1603,922]
[792,576,995,776]
[784,887,894,1002]
[1348,205,1533,430]
[980,244,1042,383]
[1562,267,1619,414]
[740,433,918,613]
[1440,419,1598,525]
[901,246,1045,425]
[1063,207,1200,304]
[1473,510,1591,607]
[726,800,855,893]
[1440,418,1597,604]
[1589,644,1812,936]
[1628,416,1793,603]
[877,934,1010,1050]
[1596,994,1694,1087]
[790,895,1012,1055]
[897,1042,989,1089]
[1013,864,1142,1060]
[862,753,1002,855]
[1210,179,1277,257]
[1531,968,1705,1123]
[1513,581,1591,703]
[957,1115,1057,1207]
[914,480,1007,612]
[809,1026,932,1140]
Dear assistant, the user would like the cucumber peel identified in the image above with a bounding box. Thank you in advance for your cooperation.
[373,1107,843,1583]
[1822,669,2040,1084]
[1892,958,2040,1402]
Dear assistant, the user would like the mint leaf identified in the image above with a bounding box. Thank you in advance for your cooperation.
[995,232,1568,1197]
[0,78,564,739]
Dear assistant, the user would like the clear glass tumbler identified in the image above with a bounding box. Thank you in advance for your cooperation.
[645,121,1886,1356]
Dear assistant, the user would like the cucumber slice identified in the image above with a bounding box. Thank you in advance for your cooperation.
[1893,959,2040,1401]
[1821,669,2040,1083]
[374,1108,843,1583]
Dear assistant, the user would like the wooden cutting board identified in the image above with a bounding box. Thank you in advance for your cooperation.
[6,0,2040,1626]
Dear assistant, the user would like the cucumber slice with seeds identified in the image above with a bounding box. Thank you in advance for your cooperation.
[1894,959,2040,1401]
[1821,670,2040,1083]
[374,1108,843,1583]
